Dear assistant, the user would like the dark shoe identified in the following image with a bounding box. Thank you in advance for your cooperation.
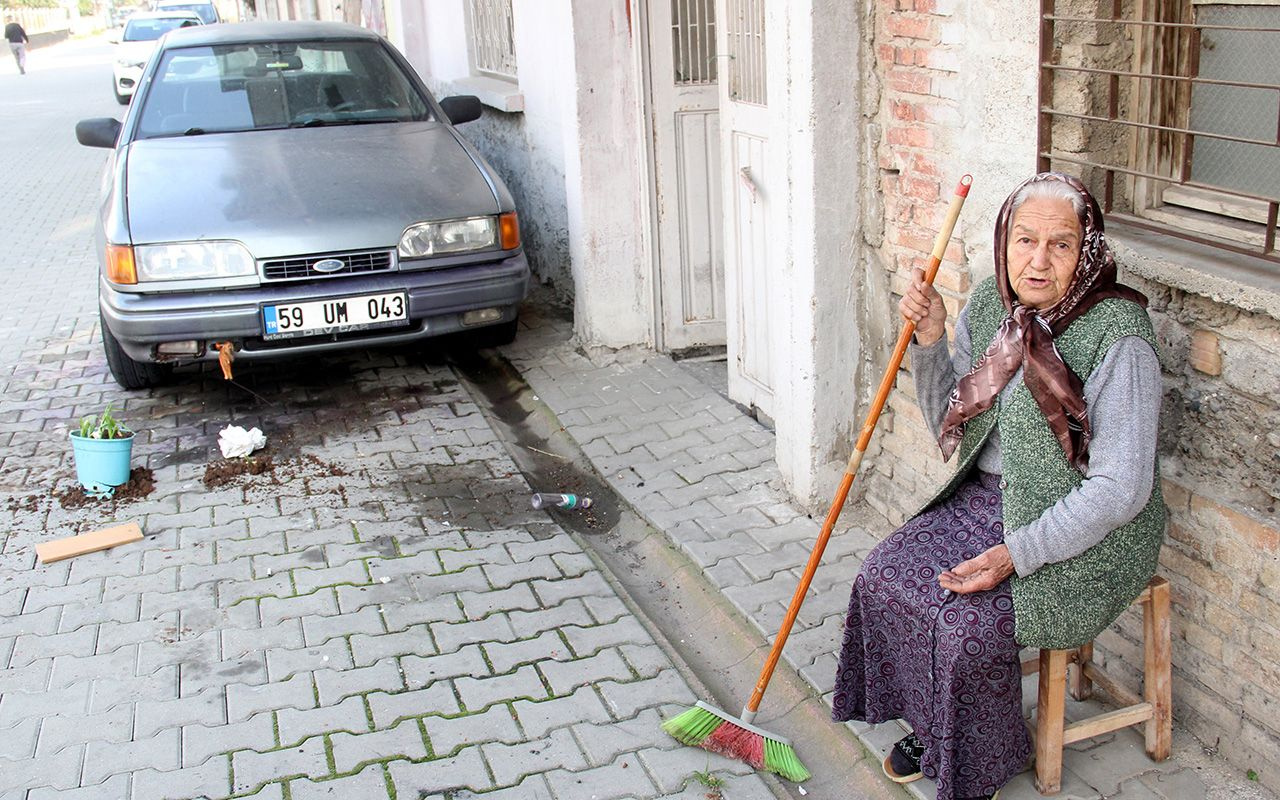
[881,732,925,783]
[958,792,1000,800]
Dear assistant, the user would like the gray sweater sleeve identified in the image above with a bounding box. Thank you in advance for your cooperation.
[909,307,973,438]
[1003,336,1163,577]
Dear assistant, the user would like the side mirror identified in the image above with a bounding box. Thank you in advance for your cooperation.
[439,95,482,125]
[76,117,123,149]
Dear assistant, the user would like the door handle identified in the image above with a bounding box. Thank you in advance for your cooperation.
[739,166,759,202]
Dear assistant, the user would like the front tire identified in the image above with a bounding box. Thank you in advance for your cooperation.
[101,315,172,390]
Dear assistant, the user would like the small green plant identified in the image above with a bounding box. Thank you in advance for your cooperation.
[692,768,724,800]
[1248,769,1260,782]
[75,403,133,440]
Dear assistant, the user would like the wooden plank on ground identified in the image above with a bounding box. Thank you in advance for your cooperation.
[35,522,143,564]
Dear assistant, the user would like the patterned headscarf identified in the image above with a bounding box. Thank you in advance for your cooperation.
[936,173,1147,472]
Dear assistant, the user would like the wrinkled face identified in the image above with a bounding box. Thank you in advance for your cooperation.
[1005,196,1083,310]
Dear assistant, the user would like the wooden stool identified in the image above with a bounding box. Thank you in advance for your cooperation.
[1020,576,1172,795]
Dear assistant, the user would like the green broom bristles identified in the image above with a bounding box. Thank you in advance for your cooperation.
[661,704,811,783]
[660,705,724,745]
[764,737,811,783]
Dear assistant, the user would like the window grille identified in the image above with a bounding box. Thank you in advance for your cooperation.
[672,0,717,85]
[725,0,766,105]
[1038,0,1280,262]
[466,0,517,80]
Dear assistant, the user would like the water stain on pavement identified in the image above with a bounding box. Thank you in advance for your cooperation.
[448,348,621,536]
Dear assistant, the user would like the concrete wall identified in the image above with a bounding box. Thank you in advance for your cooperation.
[562,0,652,349]
[862,0,1280,791]
[767,0,877,508]
[394,0,577,301]
[387,0,651,350]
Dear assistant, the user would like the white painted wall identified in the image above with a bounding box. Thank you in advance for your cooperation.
[377,0,893,504]
[384,0,652,348]
[563,0,652,348]
[766,0,873,507]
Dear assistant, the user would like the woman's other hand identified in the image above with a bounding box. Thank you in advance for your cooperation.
[939,544,1015,594]
[899,267,947,346]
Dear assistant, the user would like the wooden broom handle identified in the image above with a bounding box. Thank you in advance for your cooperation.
[743,174,973,719]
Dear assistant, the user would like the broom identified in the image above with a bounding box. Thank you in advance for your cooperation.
[662,173,974,782]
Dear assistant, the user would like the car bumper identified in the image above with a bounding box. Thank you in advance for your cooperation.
[113,65,142,94]
[100,253,530,363]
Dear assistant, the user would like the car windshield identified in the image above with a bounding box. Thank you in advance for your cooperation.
[123,17,199,41]
[134,40,433,138]
[156,3,217,23]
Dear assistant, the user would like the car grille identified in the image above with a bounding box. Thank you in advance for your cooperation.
[262,250,394,281]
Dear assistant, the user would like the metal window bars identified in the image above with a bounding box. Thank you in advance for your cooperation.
[725,0,766,105]
[672,0,718,85]
[1037,0,1280,262]
[466,0,517,80]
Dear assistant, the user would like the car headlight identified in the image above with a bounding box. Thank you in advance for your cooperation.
[398,216,498,259]
[116,57,146,68]
[133,241,256,282]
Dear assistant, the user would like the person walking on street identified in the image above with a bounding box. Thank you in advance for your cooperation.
[5,17,29,75]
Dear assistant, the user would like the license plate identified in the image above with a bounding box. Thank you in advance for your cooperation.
[262,292,409,340]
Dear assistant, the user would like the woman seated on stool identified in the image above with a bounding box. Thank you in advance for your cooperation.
[831,172,1166,800]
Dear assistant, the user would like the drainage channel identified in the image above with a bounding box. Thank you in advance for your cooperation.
[447,348,908,800]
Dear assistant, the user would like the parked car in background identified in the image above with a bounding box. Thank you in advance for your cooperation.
[112,10,202,104]
[108,6,136,27]
[75,22,529,390]
[153,0,219,24]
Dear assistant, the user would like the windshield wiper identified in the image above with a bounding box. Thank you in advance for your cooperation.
[182,127,206,136]
[288,117,401,129]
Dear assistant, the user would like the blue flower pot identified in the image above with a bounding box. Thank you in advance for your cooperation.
[69,432,134,492]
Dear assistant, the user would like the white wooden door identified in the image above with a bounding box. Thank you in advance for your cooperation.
[715,0,774,418]
[649,0,727,351]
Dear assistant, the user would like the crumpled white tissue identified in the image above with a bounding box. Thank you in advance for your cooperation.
[218,425,267,458]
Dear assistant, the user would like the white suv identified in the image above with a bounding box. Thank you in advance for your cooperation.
[153,0,220,24]
[112,10,203,104]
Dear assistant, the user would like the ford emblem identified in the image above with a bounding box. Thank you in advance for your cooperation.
[312,258,345,274]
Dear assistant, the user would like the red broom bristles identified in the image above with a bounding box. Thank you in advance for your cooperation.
[701,722,765,769]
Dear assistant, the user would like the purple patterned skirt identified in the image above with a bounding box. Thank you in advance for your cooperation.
[831,472,1030,800]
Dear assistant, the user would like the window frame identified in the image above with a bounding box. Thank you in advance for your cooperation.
[464,0,518,83]
[1036,0,1280,264]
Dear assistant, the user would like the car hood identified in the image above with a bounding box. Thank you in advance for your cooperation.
[115,40,159,65]
[123,122,499,258]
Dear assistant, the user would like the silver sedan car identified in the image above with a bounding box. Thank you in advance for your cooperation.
[76,22,529,389]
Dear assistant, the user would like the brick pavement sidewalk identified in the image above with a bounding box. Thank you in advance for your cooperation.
[503,297,1254,800]
[0,348,780,800]
[0,40,781,798]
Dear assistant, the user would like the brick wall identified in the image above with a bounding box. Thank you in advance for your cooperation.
[862,0,969,524]
[864,1,1280,792]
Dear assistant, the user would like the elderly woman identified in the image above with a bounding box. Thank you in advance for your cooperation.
[830,173,1165,800]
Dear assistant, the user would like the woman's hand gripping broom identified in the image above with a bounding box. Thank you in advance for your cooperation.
[661,174,974,782]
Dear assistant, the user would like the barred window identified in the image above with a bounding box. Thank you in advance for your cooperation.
[725,0,766,105]
[1038,0,1279,263]
[466,0,517,80]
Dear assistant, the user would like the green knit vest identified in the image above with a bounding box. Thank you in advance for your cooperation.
[922,276,1166,649]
